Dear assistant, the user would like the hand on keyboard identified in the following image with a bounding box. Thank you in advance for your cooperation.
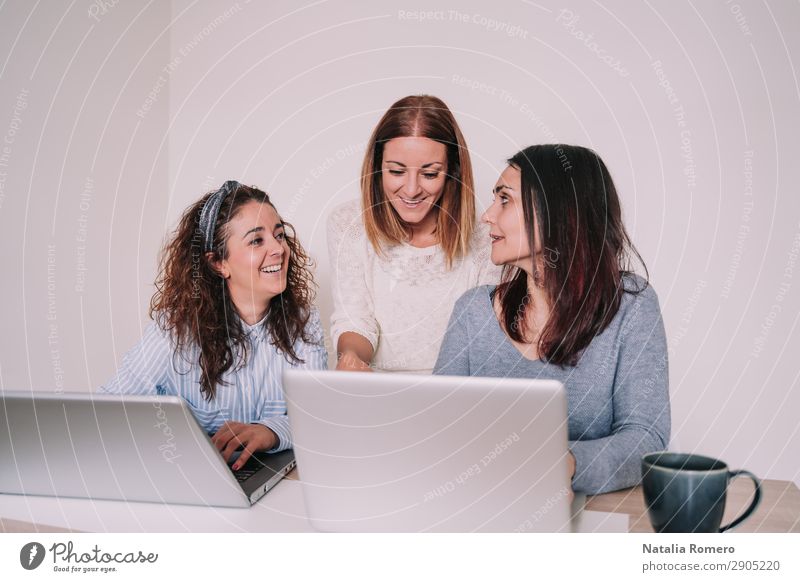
[210,421,278,470]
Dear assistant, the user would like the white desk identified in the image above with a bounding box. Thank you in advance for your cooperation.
[0,478,313,533]
[0,477,627,533]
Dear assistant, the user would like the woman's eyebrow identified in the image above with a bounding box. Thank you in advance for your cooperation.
[385,161,444,168]
[241,226,264,239]
[493,184,513,194]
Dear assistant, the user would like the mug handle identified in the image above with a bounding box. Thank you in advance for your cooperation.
[719,470,762,532]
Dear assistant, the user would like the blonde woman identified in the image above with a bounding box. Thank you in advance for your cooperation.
[328,95,500,373]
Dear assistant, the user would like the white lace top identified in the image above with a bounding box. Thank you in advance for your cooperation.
[327,199,502,373]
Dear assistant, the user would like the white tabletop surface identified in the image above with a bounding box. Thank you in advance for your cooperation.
[0,478,315,533]
[0,478,627,533]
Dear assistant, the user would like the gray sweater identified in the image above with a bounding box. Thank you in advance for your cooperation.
[433,276,670,495]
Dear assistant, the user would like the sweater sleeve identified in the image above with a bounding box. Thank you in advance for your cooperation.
[99,322,173,395]
[433,290,473,376]
[569,286,671,494]
[254,307,329,452]
[327,201,380,353]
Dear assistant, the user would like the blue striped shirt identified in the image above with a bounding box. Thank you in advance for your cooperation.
[100,308,328,451]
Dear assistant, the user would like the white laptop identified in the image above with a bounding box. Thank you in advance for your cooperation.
[0,391,295,508]
[283,370,574,532]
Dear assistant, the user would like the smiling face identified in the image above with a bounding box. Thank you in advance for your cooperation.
[381,136,448,232]
[213,200,290,320]
[482,165,539,274]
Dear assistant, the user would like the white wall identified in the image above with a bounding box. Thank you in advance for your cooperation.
[2,0,798,485]
[0,1,170,391]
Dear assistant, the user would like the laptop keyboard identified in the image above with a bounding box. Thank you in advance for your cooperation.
[229,452,273,483]
[232,467,259,483]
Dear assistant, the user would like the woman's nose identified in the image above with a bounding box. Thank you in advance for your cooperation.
[482,204,496,224]
[404,174,421,196]
[268,239,284,256]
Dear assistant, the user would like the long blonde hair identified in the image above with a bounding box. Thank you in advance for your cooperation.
[360,95,475,268]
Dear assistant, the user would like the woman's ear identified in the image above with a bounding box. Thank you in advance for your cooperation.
[206,251,230,279]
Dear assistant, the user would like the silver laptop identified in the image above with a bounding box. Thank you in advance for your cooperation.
[283,370,574,532]
[0,391,295,508]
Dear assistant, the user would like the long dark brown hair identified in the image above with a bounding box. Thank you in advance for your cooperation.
[495,144,648,366]
[361,94,475,268]
[150,183,317,400]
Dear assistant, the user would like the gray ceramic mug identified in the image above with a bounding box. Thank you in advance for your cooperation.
[641,452,762,533]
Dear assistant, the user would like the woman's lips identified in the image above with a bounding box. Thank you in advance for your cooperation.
[398,196,427,208]
[259,263,284,275]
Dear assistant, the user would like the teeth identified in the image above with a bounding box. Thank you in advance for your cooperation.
[260,265,281,273]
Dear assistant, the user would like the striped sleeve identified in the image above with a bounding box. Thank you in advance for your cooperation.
[293,306,329,371]
[253,307,328,451]
[257,415,293,453]
[99,322,173,395]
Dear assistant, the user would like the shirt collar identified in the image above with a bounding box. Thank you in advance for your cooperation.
[240,312,269,342]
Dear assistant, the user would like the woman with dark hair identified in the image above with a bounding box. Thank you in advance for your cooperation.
[329,95,500,373]
[434,145,670,495]
[102,181,326,470]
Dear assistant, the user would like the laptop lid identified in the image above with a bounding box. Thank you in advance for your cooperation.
[0,391,292,508]
[283,370,572,532]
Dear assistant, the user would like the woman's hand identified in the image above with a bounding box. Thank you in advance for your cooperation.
[566,451,577,501]
[211,421,278,470]
[335,333,374,372]
[336,350,373,372]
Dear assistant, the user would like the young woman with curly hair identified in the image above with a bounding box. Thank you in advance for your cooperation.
[102,181,326,470]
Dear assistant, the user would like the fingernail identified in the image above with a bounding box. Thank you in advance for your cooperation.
[233,463,240,470]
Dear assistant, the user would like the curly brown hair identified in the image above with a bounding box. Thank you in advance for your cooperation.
[150,183,317,400]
